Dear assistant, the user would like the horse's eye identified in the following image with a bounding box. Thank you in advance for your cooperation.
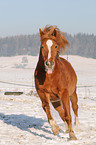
[41,46,43,49]
[55,46,57,48]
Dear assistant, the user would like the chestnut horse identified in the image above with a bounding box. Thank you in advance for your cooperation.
[34,26,79,140]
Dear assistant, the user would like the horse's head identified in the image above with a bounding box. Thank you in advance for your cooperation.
[39,26,69,74]
[40,38,59,74]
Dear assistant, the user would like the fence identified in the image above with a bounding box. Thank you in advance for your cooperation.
[0,80,96,101]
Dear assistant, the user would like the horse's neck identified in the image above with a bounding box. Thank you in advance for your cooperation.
[38,51,45,68]
[54,58,59,69]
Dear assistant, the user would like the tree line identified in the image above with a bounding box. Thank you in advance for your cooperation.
[0,33,96,58]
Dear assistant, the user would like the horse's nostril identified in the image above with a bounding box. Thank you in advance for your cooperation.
[45,61,48,66]
[52,61,55,66]
[45,61,55,67]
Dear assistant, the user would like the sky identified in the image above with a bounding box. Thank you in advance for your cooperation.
[0,0,96,37]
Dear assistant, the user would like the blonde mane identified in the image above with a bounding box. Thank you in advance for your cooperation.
[39,25,69,52]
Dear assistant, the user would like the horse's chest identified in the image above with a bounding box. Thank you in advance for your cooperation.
[43,76,57,94]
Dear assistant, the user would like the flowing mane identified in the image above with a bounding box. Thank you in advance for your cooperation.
[39,25,69,52]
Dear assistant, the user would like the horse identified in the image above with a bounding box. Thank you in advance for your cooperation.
[34,25,79,140]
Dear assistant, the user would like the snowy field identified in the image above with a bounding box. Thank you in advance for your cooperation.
[0,55,96,145]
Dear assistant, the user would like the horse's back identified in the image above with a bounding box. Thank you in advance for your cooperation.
[59,57,76,76]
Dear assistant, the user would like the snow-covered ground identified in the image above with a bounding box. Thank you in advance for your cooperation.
[0,55,96,145]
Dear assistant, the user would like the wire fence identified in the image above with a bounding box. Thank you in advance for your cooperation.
[0,80,96,88]
[0,80,33,88]
[0,80,96,101]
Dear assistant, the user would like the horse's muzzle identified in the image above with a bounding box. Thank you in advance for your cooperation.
[44,60,55,74]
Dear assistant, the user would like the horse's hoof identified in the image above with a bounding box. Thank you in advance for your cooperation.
[69,132,77,140]
[52,125,60,135]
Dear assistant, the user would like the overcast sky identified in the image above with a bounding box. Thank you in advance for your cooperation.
[0,0,96,37]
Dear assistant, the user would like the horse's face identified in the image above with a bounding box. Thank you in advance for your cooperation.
[41,39,58,74]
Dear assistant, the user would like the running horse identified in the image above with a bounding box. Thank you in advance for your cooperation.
[34,26,79,140]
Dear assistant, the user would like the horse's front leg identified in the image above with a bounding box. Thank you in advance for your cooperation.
[59,89,77,140]
[38,90,60,135]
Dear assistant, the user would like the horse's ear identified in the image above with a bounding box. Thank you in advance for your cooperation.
[39,28,44,37]
[51,29,57,37]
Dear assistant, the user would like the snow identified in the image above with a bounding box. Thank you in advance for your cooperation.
[0,55,96,145]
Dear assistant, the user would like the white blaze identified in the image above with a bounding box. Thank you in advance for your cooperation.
[46,39,53,59]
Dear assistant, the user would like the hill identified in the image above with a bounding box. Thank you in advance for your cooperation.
[0,33,96,58]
